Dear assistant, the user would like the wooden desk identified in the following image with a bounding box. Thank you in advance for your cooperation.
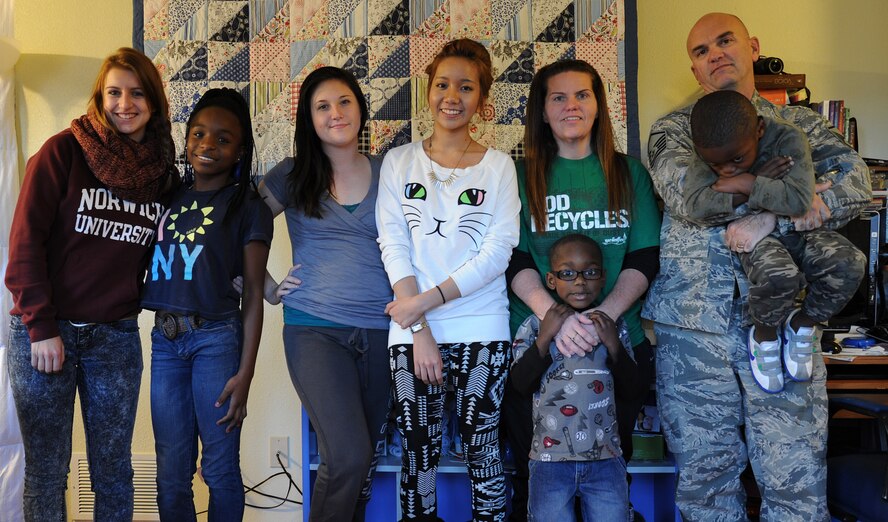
[825,355,888,391]
[830,392,888,419]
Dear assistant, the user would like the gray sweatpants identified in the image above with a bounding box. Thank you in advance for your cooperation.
[283,325,392,522]
[654,301,829,522]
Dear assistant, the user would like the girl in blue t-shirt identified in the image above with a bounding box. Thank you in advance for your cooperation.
[141,88,273,521]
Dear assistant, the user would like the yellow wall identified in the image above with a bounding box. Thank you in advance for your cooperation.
[15,1,130,171]
[637,0,888,160]
[11,1,888,520]
[14,3,300,520]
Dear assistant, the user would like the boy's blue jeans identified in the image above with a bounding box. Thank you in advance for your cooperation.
[7,315,142,522]
[527,457,630,522]
[150,317,244,522]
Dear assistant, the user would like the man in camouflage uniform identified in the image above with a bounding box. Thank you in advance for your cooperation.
[643,12,872,521]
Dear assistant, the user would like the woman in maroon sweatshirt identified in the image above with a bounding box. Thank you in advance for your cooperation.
[5,47,178,521]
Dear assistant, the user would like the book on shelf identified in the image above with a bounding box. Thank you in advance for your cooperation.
[754,73,806,90]
[787,87,808,105]
[848,117,857,151]
[759,88,788,105]
[809,100,853,143]
[830,100,845,134]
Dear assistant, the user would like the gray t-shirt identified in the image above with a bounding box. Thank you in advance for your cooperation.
[263,156,392,329]
[513,314,633,462]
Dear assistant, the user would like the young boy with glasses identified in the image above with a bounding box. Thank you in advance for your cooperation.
[510,234,639,521]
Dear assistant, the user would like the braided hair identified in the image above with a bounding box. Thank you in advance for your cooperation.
[184,87,258,222]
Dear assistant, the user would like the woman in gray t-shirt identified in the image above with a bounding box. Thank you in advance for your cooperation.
[258,67,392,522]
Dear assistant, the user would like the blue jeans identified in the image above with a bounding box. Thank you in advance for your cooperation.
[150,317,244,522]
[7,315,142,522]
[527,458,630,522]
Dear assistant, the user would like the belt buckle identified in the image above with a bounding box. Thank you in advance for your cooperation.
[69,321,94,328]
[160,313,178,340]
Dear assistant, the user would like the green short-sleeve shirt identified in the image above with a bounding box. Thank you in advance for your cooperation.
[508,154,661,346]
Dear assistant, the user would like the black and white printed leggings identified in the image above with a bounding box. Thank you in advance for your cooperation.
[390,340,511,521]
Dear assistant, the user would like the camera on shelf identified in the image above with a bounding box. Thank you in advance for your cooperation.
[754,56,784,75]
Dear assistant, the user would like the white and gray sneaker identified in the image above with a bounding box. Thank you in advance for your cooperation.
[749,326,784,393]
[783,309,818,382]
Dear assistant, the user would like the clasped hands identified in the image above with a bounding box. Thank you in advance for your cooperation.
[385,293,431,329]
[386,293,445,386]
[553,309,616,358]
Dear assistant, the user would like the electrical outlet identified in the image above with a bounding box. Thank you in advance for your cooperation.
[269,436,289,468]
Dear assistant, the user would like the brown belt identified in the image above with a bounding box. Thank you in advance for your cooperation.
[155,311,203,340]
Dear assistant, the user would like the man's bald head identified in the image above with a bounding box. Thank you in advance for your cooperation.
[686,12,760,98]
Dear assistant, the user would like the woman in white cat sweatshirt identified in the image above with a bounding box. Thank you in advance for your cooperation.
[375,39,520,522]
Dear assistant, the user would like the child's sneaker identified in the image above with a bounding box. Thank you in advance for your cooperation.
[748,326,784,393]
[783,309,817,382]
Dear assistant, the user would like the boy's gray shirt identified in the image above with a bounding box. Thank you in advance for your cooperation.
[512,314,634,462]
[683,117,815,223]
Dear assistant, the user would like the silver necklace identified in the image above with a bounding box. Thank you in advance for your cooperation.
[426,136,471,189]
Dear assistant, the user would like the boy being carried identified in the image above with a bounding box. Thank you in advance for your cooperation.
[511,234,638,522]
[684,89,865,393]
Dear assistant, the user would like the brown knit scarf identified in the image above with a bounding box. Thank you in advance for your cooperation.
[70,112,175,204]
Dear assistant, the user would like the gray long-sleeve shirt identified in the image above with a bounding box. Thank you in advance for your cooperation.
[684,117,815,222]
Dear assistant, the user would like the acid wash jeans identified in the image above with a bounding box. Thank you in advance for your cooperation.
[7,315,142,522]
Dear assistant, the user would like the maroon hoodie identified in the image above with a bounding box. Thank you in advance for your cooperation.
[6,129,166,342]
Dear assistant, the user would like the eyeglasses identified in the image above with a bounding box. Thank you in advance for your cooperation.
[550,268,603,281]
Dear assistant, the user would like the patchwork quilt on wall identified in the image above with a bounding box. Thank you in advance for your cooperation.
[138,0,638,173]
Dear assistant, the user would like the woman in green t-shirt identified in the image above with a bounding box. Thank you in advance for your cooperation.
[502,59,661,521]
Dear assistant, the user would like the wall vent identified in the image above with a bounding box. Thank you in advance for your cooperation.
[71,453,159,521]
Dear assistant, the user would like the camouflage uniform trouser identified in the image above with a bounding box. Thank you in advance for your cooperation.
[654,300,829,522]
[740,228,866,327]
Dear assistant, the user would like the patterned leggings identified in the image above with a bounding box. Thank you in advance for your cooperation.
[390,341,511,521]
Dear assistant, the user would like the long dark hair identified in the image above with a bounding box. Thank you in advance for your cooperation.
[289,67,369,218]
[185,87,257,222]
[524,60,631,232]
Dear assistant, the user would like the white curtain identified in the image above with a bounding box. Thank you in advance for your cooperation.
[0,1,24,520]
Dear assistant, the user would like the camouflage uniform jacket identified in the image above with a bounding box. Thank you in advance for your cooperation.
[643,93,871,334]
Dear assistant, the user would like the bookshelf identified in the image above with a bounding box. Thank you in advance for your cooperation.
[754,73,856,146]
[300,409,680,521]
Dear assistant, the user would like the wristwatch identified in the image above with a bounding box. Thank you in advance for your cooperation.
[409,320,429,334]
